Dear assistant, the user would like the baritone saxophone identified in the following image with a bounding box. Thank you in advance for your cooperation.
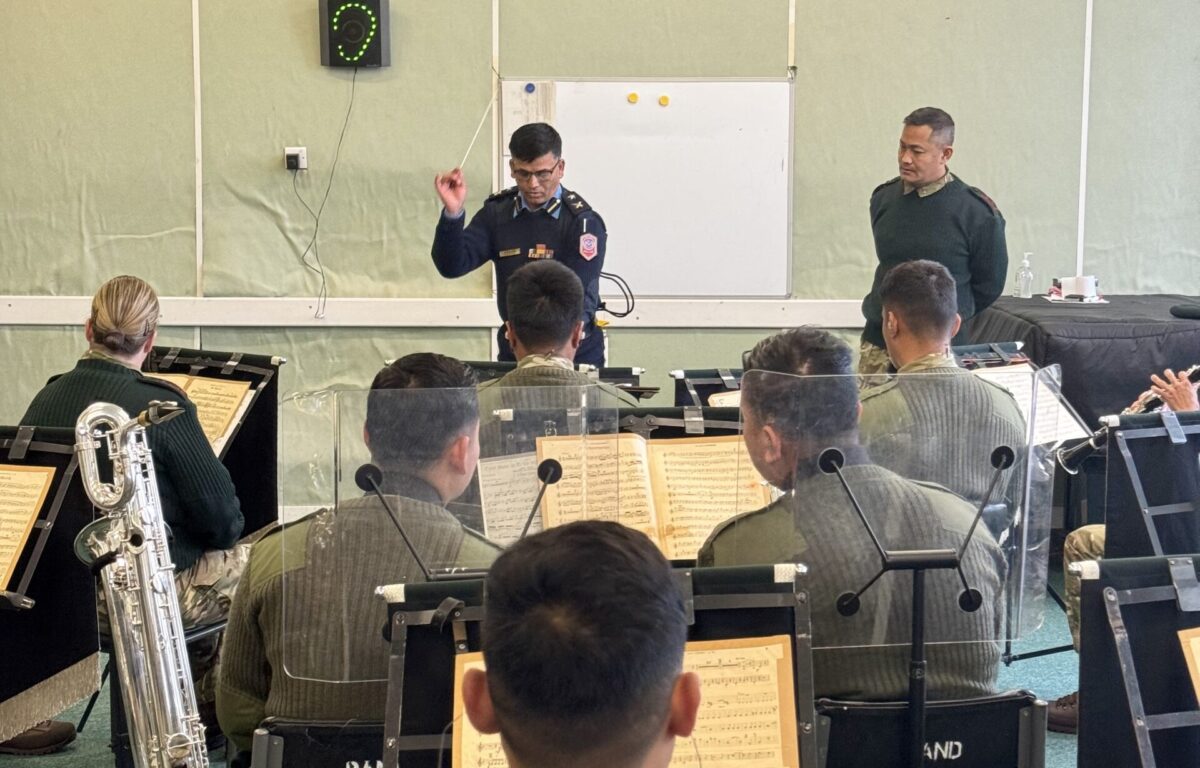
[75,400,208,768]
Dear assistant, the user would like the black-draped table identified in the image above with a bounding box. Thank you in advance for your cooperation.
[970,295,1200,429]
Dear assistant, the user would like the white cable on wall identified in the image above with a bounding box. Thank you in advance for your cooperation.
[1075,0,1094,276]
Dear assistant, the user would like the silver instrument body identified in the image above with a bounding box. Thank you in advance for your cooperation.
[76,401,209,768]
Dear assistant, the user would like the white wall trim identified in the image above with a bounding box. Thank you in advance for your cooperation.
[0,297,863,330]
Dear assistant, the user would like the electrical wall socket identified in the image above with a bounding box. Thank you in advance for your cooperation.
[284,146,308,170]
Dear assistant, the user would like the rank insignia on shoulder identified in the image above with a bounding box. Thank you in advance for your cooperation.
[499,248,522,258]
[528,244,554,260]
[579,233,598,261]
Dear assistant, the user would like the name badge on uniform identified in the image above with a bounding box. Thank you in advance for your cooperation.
[579,234,599,261]
[498,248,522,258]
[528,244,554,260]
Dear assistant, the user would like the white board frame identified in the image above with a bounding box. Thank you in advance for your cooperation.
[499,77,794,299]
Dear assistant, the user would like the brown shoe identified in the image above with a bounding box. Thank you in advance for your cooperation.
[0,720,77,755]
[1048,691,1078,734]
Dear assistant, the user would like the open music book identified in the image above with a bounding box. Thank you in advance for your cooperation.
[144,373,253,454]
[476,434,771,555]
[0,465,55,591]
[526,433,772,560]
[971,363,1088,445]
[453,635,799,768]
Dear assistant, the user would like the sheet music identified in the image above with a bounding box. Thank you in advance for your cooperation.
[708,390,742,407]
[536,434,658,542]
[477,452,541,546]
[0,465,56,591]
[453,635,799,768]
[183,377,252,447]
[1180,627,1200,702]
[972,363,1088,444]
[648,437,772,561]
[145,373,253,453]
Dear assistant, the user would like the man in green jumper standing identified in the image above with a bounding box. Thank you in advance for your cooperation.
[859,107,1008,377]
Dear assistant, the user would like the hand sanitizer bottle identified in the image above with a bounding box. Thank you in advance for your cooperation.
[1014,253,1034,298]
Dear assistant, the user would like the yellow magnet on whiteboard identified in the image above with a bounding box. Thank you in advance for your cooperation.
[627,92,639,104]
[658,95,670,106]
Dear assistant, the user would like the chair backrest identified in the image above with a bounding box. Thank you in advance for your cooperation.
[1103,411,1200,558]
[1079,555,1200,768]
[816,690,1045,768]
[250,719,384,768]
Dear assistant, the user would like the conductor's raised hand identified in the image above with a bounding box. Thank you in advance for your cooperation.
[434,168,468,217]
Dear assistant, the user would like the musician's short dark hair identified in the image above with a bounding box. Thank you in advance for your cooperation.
[482,521,687,766]
[742,327,859,443]
[509,122,562,162]
[904,106,955,146]
[506,261,584,351]
[880,260,959,339]
[366,353,478,471]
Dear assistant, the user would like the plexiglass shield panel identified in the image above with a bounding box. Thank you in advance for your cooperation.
[278,386,510,684]
[706,368,1060,655]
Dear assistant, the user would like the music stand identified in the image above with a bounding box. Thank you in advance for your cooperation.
[0,426,99,740]
[820,446,1013,768]
[618,406,741,440]
[670,368,743,407]
[1102,410,1200,558]
[1078,555,1200,767]
[146,346,285,536]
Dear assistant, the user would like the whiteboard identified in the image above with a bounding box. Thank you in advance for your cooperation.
[500,80,792,298]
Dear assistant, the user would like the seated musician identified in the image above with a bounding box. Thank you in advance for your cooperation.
[479,259,638,406]
[462,520,701,768]
[859,260,1025,519]
[216,353,500,759]
[19,275,244,735]
[698,328,1005,700]
[1051,366,1199,734]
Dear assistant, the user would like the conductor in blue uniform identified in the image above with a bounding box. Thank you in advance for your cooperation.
[432,122,608,366]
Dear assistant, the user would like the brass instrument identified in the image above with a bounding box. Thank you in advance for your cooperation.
[75,401,209,768]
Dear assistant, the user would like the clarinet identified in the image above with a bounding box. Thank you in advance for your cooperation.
[76,401,209,768]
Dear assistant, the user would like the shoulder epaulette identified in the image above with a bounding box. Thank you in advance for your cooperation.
[561,188,593,215]
[968,186,1002,215]
[859,379,897,401]
[139,374,189,399]
[872,176,902,197]
[485,187,519,203]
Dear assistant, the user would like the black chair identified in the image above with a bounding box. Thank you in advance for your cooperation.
[1078,554,1200,768]
[816,690,1045,768]
[250,718,385,768]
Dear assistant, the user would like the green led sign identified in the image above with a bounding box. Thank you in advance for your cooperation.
[332,2,378,64]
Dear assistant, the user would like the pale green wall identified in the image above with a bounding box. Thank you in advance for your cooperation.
[2,0,1198,425]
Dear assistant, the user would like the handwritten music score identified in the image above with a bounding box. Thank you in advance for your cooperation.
[1180,627,1200,702]
[145,373,252,453]
[533,434,770,558]
[0,464,56,591]
[452,635,800,768]
[972,363,1087,445]
[477,452,541,546]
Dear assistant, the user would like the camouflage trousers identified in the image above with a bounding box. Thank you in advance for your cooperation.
[1063,524,1106,651]
[857,340,894,389]
[98,542,252,704]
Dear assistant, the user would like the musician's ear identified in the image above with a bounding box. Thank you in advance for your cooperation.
[140,329,157,356]
[950,313,962,338]
[84,319,94,343]
[884,310,899,339]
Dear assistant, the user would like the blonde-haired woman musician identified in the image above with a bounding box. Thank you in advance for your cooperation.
[20,275,245,723]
